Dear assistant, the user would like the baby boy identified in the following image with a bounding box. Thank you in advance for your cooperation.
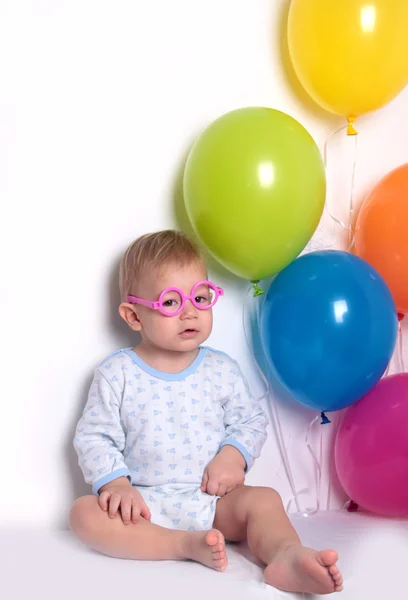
[70,230,343,594]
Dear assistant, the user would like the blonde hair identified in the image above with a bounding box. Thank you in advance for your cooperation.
[119,230,205,301]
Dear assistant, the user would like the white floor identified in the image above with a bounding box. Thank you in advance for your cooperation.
[2,511,407,600]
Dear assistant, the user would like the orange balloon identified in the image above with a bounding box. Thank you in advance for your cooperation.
[355,164,408,314]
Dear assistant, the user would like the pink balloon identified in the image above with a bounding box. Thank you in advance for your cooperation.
[335,373,408,517]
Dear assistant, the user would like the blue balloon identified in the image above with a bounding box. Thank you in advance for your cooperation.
[260,251,398,413]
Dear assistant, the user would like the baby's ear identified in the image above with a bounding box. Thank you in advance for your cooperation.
[119,303,142,331]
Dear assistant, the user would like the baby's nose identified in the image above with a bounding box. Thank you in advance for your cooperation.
[180,300,198,318]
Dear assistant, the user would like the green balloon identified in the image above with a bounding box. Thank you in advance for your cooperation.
[183,107,326,281]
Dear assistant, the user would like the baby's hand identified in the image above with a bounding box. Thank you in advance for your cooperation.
[201,445,246,497]
[98,476,151,525]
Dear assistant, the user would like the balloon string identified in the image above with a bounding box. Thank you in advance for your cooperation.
[326,438,334,511]
[397,320,406,373]
[304,415,322,515]
[324,125,358,251]
[286,416,324,517]
[242,286,303,514]
[286,489,310,517]
[348,132,358,250]
[242,287,269,402]
[326,412,339,511]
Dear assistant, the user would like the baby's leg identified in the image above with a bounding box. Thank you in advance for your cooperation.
[214,486,343,594]
[69,495,227,571]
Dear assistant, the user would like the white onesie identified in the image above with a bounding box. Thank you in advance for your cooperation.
[74,346,268,531]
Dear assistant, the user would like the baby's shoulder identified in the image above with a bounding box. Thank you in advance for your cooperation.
[201,346,241,375]
[95,348,140,383]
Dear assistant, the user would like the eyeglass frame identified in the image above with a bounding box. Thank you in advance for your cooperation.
[126,280,224,317]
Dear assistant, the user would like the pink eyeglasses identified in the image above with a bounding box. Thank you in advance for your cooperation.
[126,280,224,317]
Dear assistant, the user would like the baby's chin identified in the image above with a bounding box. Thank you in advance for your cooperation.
[169,331,210,352]
[174,338,206,352]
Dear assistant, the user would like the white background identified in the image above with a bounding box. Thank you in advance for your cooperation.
[1,0,407,528]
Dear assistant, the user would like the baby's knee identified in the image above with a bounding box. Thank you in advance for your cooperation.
[244,486,283,510]
[69,495,101,539]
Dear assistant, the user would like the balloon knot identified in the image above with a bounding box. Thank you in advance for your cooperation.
[251,280,264,297]
[347,500,359,513]
[320,411,331,425]
[398,312,405,322]
[346,116,358,136]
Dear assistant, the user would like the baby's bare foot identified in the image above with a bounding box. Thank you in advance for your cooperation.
[264,545,343,594]
[183,529,227,572]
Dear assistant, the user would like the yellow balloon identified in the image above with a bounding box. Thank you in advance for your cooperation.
[287,0,408,124]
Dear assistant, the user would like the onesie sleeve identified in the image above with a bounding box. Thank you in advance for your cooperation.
[73,369,131,494]
[220,362,268,471]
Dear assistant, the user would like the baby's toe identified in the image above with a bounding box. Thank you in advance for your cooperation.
[214,560,227,572]
[206,530,220,547]
[329,565,343,591]
[330,568,342,583]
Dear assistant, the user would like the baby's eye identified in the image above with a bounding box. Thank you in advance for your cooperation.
[163,299,178,307]
[195,295,209,305]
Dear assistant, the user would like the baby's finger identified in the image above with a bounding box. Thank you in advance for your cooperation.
[206,478,220,496]
[131,501,141,524]
[201,469,209,492]
[108,492,121,518]
[140,502,151,522]
[217,483,228,497]
[120,497,132,525]
[98,491,110,511]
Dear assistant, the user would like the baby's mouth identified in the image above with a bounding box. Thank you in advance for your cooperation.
[180,328,199,336]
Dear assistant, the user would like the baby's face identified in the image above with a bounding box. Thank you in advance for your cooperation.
[135,262,213,353]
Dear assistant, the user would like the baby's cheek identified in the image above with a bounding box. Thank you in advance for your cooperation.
[150,319,176,345]
[199,310,213,335]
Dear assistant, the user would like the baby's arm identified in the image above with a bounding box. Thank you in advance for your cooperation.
[202,361,268,496]
[73,369,150,523]
[73,369,131,494]
[219,362,268,470]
